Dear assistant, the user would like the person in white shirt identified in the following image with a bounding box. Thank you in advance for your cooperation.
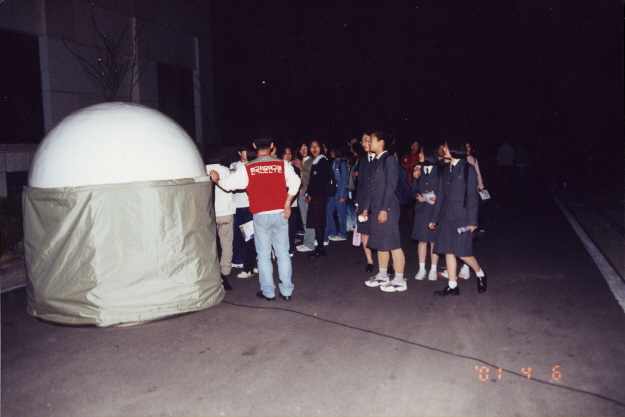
[205,146,235,290]
[229,146,251,270]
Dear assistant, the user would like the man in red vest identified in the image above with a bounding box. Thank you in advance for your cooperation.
[209,130,301,301]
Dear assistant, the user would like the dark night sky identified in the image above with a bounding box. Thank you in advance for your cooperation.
[210,0,623,171]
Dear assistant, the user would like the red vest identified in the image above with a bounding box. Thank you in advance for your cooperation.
[245,156,288,214]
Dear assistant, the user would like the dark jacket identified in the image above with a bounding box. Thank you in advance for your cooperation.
[431,159,479,227]
[412,164,442,217]
[355,152,374,209]
[306,156,333,197]
[364,152,400,215]
[332,158,349,200]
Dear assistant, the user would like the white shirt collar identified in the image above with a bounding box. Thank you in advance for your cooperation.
[375,151,388,160]
[312,154,327,164]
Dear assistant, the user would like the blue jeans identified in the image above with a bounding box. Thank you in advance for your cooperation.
[298,194,315,249]
[324,194,347,240]
[254,212,294,297]
[346,196,357,231]
[233,207,252,264]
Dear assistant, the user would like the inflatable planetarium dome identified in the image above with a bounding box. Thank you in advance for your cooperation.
[23,102,224,327]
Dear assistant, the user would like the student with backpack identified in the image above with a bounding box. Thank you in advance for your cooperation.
[429,139,488,296]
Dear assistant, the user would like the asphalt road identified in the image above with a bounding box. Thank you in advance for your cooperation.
[2,183,625,416]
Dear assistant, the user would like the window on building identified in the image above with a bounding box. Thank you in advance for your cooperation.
[157,62,196,140]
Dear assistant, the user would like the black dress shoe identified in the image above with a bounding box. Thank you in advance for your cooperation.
[308,249,326,258]
[434,285,460,296]
[477,274,487,293]
[365,263,374,273]
[280,294,292,301]
[256,291,275,301]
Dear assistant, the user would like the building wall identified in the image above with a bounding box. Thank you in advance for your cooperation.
[0,0,215,196]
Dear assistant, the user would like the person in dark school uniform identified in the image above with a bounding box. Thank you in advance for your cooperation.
[361,130,407,292]
[305,140,332,258]
[412,146,442,281]
[429,139,487,296]
[355,132,376,272]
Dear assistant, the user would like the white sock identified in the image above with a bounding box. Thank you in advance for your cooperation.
[430,264,437,271]
[448,280,458,289]
[460,264,470,273]
[419,263,426,271]
[379,269,388,279]
[476,269,485,277]
[395,273,404,281]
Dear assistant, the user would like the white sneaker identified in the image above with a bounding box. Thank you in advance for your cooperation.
[380,278,407,292]
[414,269,427,280]
[253,267,259,273]
[459,266,471,279]
[231,263,244,268]
[439,269,471,280]
[237,271,254,278]
[365,274,390,287]
[329,236,347,241]
[428,269,438,281]
[296,245,314,252]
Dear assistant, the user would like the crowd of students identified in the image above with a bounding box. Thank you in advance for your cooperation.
[207,130,488,299]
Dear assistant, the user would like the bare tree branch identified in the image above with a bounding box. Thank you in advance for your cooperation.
[63,4,145,102]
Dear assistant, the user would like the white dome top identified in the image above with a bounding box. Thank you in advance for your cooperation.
[29,102,206,188]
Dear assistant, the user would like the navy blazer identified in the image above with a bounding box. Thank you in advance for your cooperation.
[431,159,479,227]
[412,164,442,215]
[355,152,374,209]
[364,152,400,214]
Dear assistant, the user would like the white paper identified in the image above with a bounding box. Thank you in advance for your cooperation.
[240,220,254,241]
[421,191,436,205]
[479,190,491,201]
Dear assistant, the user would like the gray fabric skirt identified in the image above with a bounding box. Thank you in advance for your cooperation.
[367,212,402,251]
[412,204,437,243]
[433,218,473,257]
[356,216,372,235]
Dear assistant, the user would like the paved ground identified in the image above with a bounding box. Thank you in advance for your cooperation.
[2,182,625,416]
